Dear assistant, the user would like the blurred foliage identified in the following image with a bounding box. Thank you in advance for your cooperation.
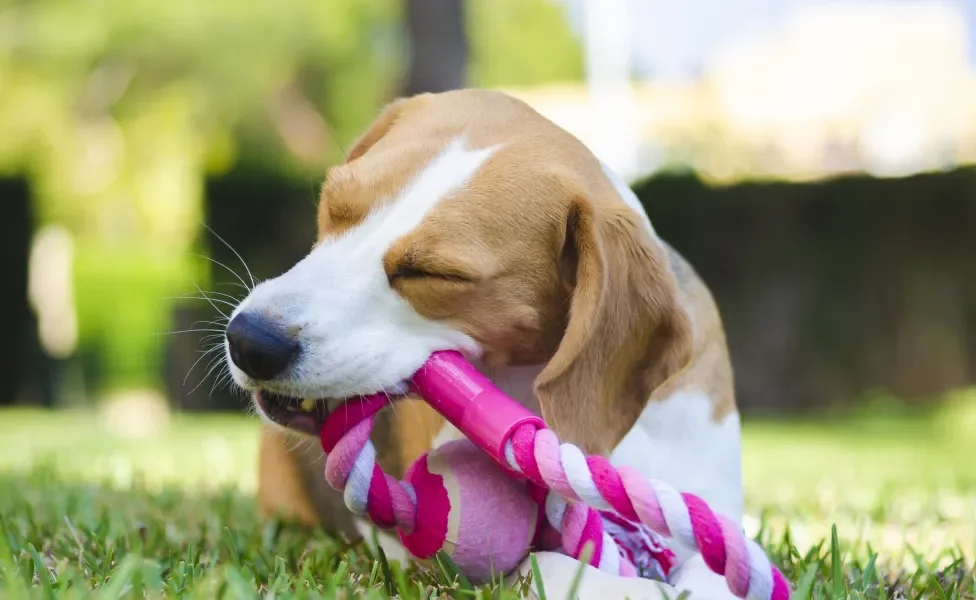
[467,0,582,86]
[0,0,582,397]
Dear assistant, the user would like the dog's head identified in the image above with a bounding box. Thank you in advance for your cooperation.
[225,90,692,455]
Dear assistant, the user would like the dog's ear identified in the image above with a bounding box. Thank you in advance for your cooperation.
[346,95,427,162]
[533,186,693,456]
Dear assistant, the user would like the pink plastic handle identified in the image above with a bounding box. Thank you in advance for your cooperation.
[408,351,544,464]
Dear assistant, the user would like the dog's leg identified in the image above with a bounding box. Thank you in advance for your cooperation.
[263,427,368,541]
[257,427,324,525]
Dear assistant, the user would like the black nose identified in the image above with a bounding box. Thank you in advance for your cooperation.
[225,312,300,381]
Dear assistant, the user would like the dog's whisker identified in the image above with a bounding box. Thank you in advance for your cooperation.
[189,252,253,294]
[208,362,232,398]
[202,223,258,291]
[165,291,239,303]
[182,344,224,388]
[212,370,233,395]
[160,328,227,337]
[165,294,239,311]
[296,437,318,459]
[190,281,229,319]
[193,317,230,329]
[187,352,228,396]
[292,435,316,457]
[217,280,251,292]
[186,288,243,304]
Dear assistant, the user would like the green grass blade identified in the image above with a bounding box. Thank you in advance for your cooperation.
[795,561,822,600]
[831,524,843,599]
[223,566,257,600]
[96,554,142,600]
[27,543,56,599]
[0,516,28,596]
[862,552,878,593]
[564,542,593,600]
[529,554,548,600]
[376,544,397,597]
[435,550,474,592]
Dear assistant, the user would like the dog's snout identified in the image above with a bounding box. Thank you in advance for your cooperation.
[225,312,300,381]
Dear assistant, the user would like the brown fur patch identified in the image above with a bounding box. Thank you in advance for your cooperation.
[389,396,448,472]
[257,427,322,525]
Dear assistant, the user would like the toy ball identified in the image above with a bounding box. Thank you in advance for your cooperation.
[398,438,540,582]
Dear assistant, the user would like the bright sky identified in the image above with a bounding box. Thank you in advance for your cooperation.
[552,0,976,80]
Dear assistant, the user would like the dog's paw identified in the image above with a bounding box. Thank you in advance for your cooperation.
[507,551,680,600]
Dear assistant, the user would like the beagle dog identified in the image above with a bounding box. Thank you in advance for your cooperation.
[224,89,742,599]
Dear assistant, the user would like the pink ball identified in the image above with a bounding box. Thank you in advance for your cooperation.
[398,439,539,582]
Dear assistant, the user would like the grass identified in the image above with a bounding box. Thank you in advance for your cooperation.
[0,393,974,599]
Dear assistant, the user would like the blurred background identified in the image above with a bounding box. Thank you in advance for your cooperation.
[1,0,975,558]
[4,0,976,419]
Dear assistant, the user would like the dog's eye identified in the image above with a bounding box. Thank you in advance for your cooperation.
[390,265,473,284]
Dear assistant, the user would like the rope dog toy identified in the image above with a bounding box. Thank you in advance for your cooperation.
[319,351,791,600]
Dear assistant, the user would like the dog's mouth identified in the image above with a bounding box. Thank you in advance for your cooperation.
[254,381,411,437]
[253,391,333,437]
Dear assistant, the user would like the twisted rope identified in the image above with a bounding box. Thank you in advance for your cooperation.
[319,394,789,600]
[503,424,790,600]
[319,395,418,533]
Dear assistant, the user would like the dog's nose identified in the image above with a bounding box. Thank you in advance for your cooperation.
[225,312,300,381]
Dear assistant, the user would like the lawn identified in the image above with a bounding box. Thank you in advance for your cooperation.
[0,394,974,599]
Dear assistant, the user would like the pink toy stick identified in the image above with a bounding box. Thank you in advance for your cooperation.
[410,352,545,462]
[411,351,791,600]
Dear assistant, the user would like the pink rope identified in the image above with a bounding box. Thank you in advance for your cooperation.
[318,397,789,600]
[319,395,417,534]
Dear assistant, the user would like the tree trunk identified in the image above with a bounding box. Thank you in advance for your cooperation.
[402,0,468,95]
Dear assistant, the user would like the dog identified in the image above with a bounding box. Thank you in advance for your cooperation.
[224,89,742,599]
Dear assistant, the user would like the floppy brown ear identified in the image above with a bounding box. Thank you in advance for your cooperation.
[533,191,694,456]
[345,95,427,162]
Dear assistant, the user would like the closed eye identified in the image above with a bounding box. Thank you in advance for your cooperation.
[389,265,474,284]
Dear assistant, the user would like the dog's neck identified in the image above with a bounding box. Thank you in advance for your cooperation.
[473,361,544,416]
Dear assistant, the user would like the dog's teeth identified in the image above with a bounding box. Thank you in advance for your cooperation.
[300,398,315,412]
[285,404,298,411]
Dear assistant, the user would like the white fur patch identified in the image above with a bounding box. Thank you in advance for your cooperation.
[611,389,743,540]
[227,137,498,401]
[600,160,658,239]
